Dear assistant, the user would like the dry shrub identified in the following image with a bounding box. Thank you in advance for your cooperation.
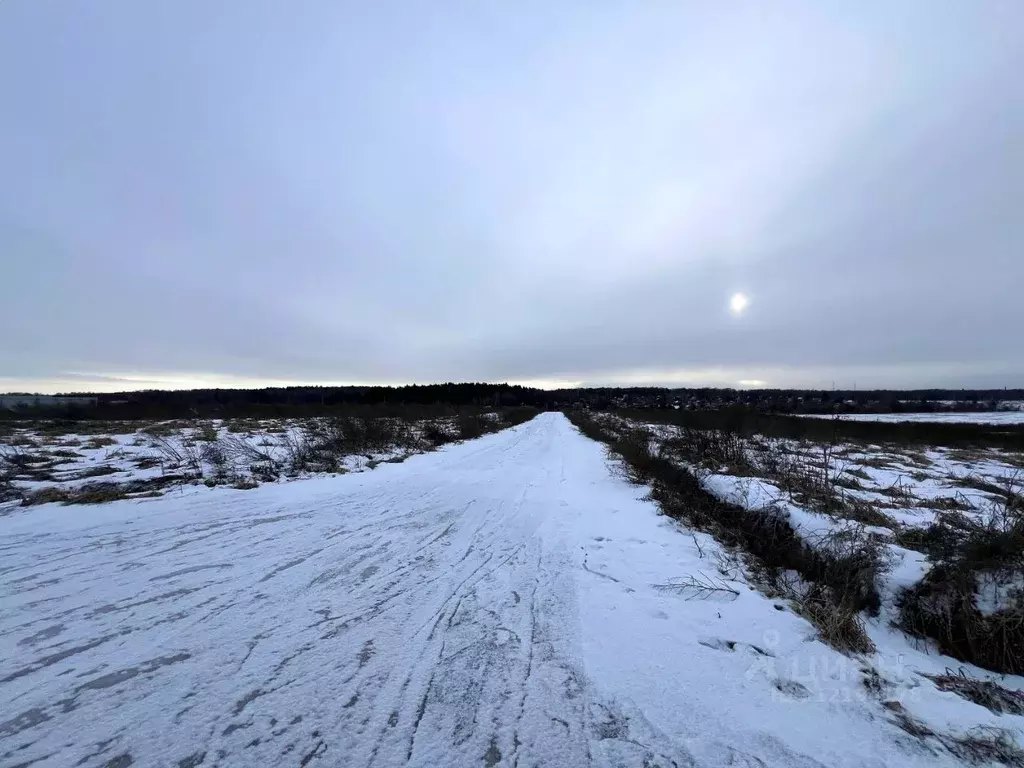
[22,487,70,506]
[794,586,874,654]
[71,482,130,504]
[220,434,279,480]
[456,414,488,440]
[22,483,125,506]
[926,669,1024,715]
[280,413,437,472]
[422,422,455,446]
[23,474,190,506]
[611,429,661,484]
[307,416,411,460]
[946,728,1024,766]
[899,488,1024,674]
[887,701,1024,765]
[0,444,34,472]
[662,427,751,473]
[194,422,219,442]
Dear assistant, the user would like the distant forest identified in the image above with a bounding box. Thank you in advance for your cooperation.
[2,383,1024,420]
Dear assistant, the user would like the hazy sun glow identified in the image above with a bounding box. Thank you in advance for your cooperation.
[729,292,750,316]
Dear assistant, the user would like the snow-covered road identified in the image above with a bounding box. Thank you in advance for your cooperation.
[1,415,956,767]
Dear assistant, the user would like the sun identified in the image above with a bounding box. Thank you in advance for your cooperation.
[729,292,750,316]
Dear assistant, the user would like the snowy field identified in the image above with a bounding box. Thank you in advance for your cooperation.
[0,413,513,507]
[802,411,1024,425]
[0,418,401,507]
[3,414,1023,767]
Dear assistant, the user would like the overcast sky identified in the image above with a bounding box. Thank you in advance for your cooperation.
[2,1,1022,393]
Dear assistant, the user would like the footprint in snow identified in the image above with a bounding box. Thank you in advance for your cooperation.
[773,678,811,699]
[698,637,775,657]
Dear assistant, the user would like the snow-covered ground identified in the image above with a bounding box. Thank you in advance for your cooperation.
[802,412,1024,425]
[1,414,1020,767]
[0,418,421,503]
[0,414,507,507]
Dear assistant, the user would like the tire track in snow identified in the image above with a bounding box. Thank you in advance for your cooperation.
[1,415,695,768]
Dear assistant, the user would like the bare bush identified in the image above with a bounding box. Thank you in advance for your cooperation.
[0,443,34,473]
[149,434,203,477]
[422,422,455,447]
[0,443,57,483]
[200,440,230,480]
[899,479,1024,674]
[653,572,740,601]
[306,416,411,462]
[148,433,183,464]
[662,427,751,472]
[456,414,489,441]
[270,416,409,474]
[220,434,280,481]
[279,429,315,473]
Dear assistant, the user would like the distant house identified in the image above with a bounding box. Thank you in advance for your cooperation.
[0,395,99,410]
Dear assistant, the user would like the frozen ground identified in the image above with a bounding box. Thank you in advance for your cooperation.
[0,417,454,506]
[0,414,1016,767]
[802,412,1024,425]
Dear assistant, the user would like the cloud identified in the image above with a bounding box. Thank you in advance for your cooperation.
[1,1,1022,393]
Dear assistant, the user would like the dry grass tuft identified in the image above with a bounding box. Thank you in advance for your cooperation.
[925,669,1024,715]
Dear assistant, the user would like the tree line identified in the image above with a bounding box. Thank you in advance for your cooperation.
[2,383,1022,421]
